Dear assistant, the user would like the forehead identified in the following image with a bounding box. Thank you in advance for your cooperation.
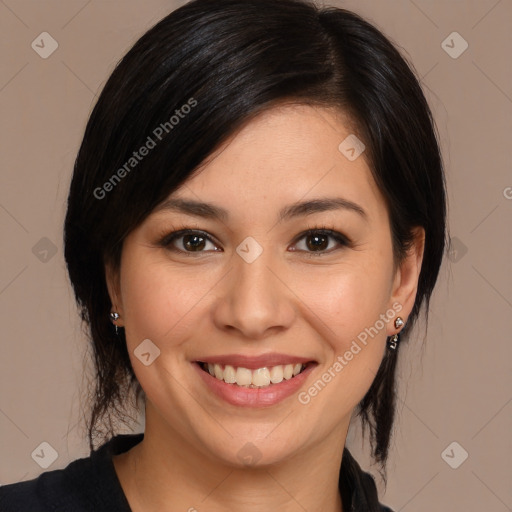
[166,104,387,223]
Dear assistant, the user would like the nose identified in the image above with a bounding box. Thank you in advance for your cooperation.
[212,247,296,340]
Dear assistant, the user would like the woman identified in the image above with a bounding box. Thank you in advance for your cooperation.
[0,0,446,510]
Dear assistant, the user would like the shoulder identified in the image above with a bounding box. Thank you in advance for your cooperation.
[0,463,83,512]
[0,476,46,511]
[0,433,142,512]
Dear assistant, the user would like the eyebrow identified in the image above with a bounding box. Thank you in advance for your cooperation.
[153,197,367,222]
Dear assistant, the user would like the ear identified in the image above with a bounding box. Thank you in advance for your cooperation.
[387,227,425,335]
[105,262,124,327]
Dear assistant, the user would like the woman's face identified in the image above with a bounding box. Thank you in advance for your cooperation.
[108,104,423,466]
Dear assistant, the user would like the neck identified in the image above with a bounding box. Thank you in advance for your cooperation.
[113,407,349,512]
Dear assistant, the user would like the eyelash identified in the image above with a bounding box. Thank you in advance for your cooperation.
[157,223,352,258]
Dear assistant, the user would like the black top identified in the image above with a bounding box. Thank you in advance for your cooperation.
[0,433,393,511]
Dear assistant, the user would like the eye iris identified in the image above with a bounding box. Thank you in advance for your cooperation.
[306,234,328,251]
[183,234,206,251]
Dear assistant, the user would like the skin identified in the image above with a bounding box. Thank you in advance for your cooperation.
[107,104,425,512]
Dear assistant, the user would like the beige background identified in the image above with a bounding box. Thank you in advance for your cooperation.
[1,1,511,510]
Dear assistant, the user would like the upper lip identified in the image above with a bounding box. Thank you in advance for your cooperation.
[195,353,316,369]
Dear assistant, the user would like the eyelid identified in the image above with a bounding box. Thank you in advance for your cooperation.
[298,223,351,241]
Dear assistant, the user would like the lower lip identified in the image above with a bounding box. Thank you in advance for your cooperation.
[193,362,316,407]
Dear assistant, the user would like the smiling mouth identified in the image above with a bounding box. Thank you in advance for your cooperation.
[198,362,311,388]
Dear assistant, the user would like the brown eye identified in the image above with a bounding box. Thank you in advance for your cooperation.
[305,233,329,251]
[181,234,207,251]
[292,229,350,255]
[160,229,221,253]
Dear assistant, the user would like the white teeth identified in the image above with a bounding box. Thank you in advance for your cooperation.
[214,364,223,381]
[235,367,252,386]
[252,367,271,387]
[202,362,306,387]
[223,365,236,384]
[269,365,284,384]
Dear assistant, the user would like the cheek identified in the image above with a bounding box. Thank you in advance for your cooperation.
[292,264,393,416]
[296,259,393,346]
[119,255,212,348]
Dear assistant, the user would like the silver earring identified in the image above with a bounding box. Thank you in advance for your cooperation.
[110,311,120,335]
[387,333,399,350]
[387,317,404,350]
